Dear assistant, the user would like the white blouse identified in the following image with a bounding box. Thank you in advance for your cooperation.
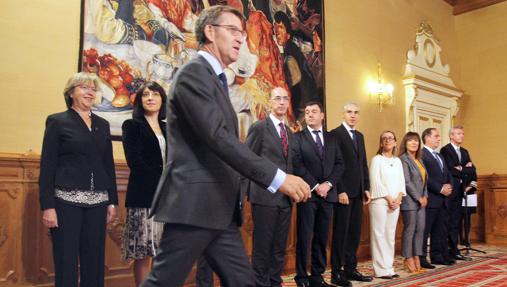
[369,154,406,200]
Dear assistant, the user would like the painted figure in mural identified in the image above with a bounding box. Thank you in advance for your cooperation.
[274,11,319,122]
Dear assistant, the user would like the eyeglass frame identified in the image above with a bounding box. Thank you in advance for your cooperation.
[211,24,246,38]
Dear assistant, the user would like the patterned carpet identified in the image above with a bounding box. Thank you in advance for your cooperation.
[281,245,507,286]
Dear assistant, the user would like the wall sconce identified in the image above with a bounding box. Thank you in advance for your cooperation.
[368,63,394,112]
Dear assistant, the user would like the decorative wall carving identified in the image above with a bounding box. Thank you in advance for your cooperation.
[403,21,463,140]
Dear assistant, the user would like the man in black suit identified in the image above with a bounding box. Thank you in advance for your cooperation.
[330,102,372,286]
[420,128,454,268]
[441,126,476,261]
[293,102,344,287]
[246,87,294,287]
[141,6,310,287]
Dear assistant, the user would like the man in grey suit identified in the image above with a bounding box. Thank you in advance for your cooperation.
[246,87,293,287]
[141,6,310,287]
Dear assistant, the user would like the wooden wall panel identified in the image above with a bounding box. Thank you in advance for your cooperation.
[0,153,501,287]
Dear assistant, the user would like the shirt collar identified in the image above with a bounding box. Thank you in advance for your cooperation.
[197,50,223,76]
[451,142,460,150]
[424,145,437,153]
[269,113,284,128]
[307,125,322,134]
[342,121,354,132]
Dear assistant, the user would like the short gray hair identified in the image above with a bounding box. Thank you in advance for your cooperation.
[343,101,360,112]
[449,125,464,136]
[63,72,100,108]
[195,5,244,48]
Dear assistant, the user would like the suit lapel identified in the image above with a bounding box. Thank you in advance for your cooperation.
[266,118,284,157]
[303,128,322,159]
[338,125,357,155]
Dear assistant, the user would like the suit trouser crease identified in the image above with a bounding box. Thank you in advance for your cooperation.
[331,196,362,275]
[295,199,332,282]
[422,207,449,262]
[401,208,426,258]
[141,223,255,287]
[251,204,291,287]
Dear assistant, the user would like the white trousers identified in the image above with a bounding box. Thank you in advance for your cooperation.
[369,200,400,277]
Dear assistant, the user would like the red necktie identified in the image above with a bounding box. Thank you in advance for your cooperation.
[279,122,288,158]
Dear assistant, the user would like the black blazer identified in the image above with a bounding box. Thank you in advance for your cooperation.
[440,143,477,202]
[422,148,452,209]
[245,117,293,208]
[39,109,118,210]
[122,117,166,208]
[150,56,279,230]
[293,128,344,203]
[331,124,370,198]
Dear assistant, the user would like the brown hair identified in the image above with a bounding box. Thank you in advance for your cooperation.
[195,5,244,48]
[376,131,397,155]
[398,131,422,159]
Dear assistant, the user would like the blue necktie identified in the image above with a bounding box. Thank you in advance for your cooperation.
[218,73,229,97]
[433,151,443,170]
[350,130,358,152]
[313,130,323,157]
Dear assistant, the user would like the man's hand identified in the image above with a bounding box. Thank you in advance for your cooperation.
[279,174,311,203]
[441,184,452,197]
[465,162,473,167]
[42,208,58,228]
[465,186,473,193]
[418,196,428,208]
[316,182,331,198]
[338,192,349,205]
[363,190,371,205]
[454,165,463,171]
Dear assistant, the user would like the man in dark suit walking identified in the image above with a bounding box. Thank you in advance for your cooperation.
[141,6,310,287]
[292,102,344,287]
[440,126,475,261]
[246,87,294,287]
[420,128,454,268]
[330,102,372,287]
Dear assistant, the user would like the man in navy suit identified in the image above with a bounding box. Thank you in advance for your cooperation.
[330,102,372,286]
[141,6,310,287]
[420,128,454,268]
[440,126,475,261]
[293,102,344,287]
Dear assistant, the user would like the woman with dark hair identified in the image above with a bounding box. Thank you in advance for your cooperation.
[39,72,118,287]
[368,131,406,279]
[121,81,167,285]
[399,132,428,273]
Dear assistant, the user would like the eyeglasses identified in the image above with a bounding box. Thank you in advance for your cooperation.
[382,136,395,142]
[271,96,290,103]
[211,24,246,38]
[77,85,97,92]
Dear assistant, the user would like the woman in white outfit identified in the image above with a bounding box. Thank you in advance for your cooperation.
[369,131,406,279]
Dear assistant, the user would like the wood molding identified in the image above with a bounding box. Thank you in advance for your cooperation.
[444,0,507,15]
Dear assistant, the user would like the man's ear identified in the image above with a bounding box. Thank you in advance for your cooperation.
[203,25,215,44]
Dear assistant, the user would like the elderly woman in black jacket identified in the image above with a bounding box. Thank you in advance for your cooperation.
[39,72,118,287]
[121,81,167,286]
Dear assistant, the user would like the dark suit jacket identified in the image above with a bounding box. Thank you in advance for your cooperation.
[440,143,477,202]
[150,56,279,230]
[400,153,428,211]
[331,124,370,198]
[39,109,118,210]
[422,148,452,209]
[122,117,166,208]
[246,117,293,208]
[293,128,344,203]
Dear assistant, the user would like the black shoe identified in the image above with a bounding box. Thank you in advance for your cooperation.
[454,254,472,261]
[378,275,393,279]
[345,270,373,282]
[392,274,400,278]
[433,259,454,266]
[309,277,333,287]
[330,273,352,287]
[420,260,436,269]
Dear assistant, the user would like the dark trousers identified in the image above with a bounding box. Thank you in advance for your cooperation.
[447,200,462,256]
[50,201,107,287]
[251,204,292,287]
[196,257,215,287]
[421,207,449,263]
[331,196,362,275]
[141,222,254,287]
[295,199,333,283]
